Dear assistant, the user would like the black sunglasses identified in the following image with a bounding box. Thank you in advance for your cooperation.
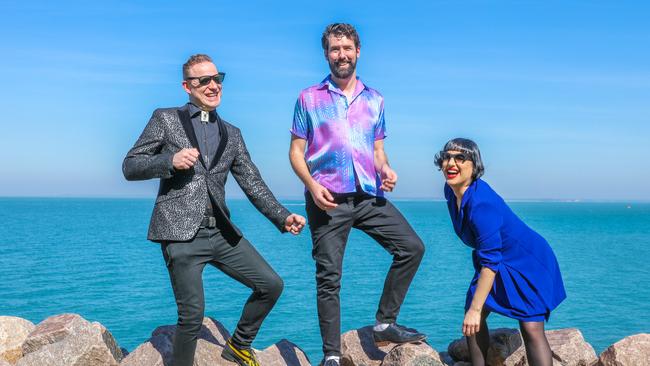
[186,72,226,86]
[440,151,470,163]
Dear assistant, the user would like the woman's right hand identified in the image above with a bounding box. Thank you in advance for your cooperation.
[462,308,482,336]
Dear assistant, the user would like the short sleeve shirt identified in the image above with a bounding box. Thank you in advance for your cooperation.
[291,76,386,196]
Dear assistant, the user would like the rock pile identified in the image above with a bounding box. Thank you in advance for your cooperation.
[340,326,444,366]
[12,314,122,366]
[1,314,648,365]
[120,317,310,366]
[444,328,650,366]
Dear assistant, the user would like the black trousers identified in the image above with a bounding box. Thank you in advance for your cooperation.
[162,227,283,366]
[305,193,425,357]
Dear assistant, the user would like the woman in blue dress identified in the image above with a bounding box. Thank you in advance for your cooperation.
[434,138,566,366]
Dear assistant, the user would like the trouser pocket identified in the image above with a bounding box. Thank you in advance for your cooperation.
[161,242,173,268]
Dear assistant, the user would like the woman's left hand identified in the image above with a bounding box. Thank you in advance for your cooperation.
[462,308,482,336]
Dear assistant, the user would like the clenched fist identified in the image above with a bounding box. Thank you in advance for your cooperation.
[284,214,306,235]
[173,148,200,170]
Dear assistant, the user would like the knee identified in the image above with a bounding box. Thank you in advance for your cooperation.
[520,322,545,340]
[258,274,284,301]
[268,276,284,300]
[405,238,425,261]
[177,302,204,331]
[315,270,341,295]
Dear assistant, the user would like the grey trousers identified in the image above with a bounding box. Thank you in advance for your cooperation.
[305,193,425,357]
[162,227,283,366]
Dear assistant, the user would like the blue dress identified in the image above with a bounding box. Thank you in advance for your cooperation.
[445,179,566,321]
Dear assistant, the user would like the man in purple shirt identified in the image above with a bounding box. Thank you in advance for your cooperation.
[289,23,427,366]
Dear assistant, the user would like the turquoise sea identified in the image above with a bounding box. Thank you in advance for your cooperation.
[1,198,649,362]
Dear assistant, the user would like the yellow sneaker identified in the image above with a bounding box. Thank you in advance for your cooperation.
[221,338,260,366]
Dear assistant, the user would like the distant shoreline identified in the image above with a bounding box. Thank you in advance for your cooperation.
[1,196,649,204]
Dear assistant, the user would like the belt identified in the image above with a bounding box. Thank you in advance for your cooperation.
[200,216,218,228]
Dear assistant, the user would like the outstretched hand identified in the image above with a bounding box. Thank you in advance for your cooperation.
[379,164,398,192]
[284,214,306,235]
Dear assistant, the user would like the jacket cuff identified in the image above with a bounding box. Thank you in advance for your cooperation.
[277,209,292,233]
[162,152,175,178]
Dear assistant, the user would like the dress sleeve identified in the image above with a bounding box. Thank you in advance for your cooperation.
[469,202,503,272]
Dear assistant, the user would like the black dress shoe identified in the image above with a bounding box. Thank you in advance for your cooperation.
[373,323,427,347]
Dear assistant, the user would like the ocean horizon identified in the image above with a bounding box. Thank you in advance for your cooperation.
[1,197,648,362]
[3,195,650,203]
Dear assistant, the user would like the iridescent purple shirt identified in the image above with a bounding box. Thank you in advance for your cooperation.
[291,75,386,196]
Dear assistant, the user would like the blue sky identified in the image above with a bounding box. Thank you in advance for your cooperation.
[1,1,649,200]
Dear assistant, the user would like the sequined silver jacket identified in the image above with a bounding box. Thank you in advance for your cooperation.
[123,104,291,242]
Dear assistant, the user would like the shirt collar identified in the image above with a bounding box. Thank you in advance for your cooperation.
[318,75,367,98]
[188,103,217,122]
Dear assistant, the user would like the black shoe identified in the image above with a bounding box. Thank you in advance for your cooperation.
[393,323,418,333]
[221,338,259,366]
[373,323,427,347]
[319,358,340,366]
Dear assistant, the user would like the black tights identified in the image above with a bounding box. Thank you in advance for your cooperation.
[466,309,491,366]
[466,311,553,366]
[519,321,553,366]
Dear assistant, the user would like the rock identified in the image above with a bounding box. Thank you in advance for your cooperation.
[382,342,444,366]
[438,351,454,366]
[447,328,522,365]
[502,328,597,366]
[20,314,88,355]
[0,316,35,364]
[340,326,394,366]
[340,326,440,366]
[597,333,650,366]
[340,326,388,366]
[257,339,311,366]
[448,328,596,366]
[123,318,311,366]
[16,314,123,366]
[121,317,231,366]
[545,328,597,366]
[501,347,526,366]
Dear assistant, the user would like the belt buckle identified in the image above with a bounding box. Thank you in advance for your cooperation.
[201,216,217,228]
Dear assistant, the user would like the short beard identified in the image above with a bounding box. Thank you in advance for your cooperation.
[329,58,357,79]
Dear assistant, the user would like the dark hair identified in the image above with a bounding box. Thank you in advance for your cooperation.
[321,23,360,50]
[434,138,485,181]
[182,54,213,79]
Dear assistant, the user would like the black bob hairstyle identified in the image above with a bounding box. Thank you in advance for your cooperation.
[434,138,485,181]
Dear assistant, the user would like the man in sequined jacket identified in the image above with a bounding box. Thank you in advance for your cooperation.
[123,54,305,366]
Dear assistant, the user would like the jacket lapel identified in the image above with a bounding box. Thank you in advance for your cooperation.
[177,105,207,169]
[209,112,229,171]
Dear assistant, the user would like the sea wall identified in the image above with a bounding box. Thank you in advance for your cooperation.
[0,314,647,366]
